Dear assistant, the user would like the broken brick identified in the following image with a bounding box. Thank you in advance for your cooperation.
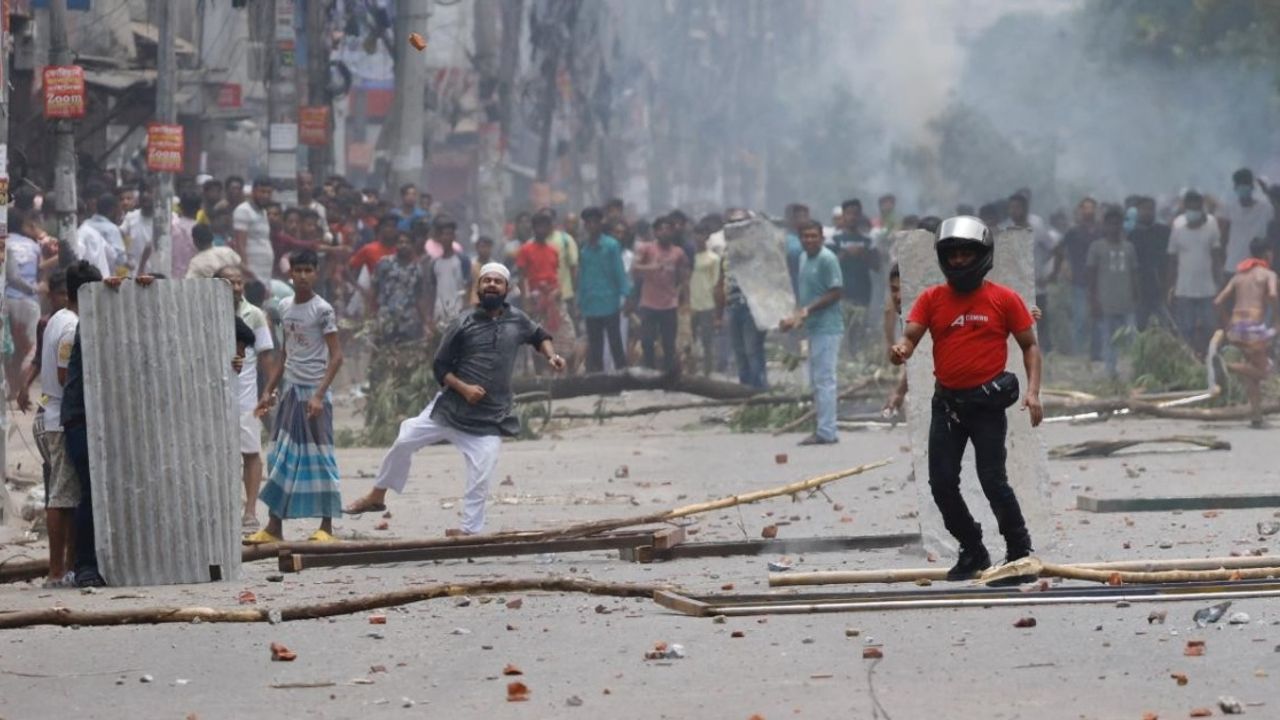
[862,647,883,659]
[269,642,296,662]
[503,664,523,676]
[761,525,778,539]
[409,32,426,51]
[506,682,530,702]
[1013,617,1037,628]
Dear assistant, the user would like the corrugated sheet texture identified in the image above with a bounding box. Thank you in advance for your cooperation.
[80,280,241,586]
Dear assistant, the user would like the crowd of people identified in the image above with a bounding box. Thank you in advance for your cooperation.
[10,162,1278,587]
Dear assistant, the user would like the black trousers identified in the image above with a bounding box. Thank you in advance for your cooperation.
[65,422,99,576]
[927,394,1031,552]
[640,307,678,373]
[585,312,626,373]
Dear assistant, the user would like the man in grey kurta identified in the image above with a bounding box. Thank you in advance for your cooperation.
[343,263,565,534]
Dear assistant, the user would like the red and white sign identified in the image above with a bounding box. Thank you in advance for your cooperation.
[216,83,242,109]
[146,123,184,173]
[43,65,86,119]
[298,106,329,147]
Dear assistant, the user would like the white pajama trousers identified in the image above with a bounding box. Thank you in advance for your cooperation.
[373,396,502,534]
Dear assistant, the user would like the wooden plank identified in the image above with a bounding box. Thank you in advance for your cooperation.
[653,590,712,617]
[1078,494,1280,513]
[639,533,920,562]
[652,526,686,550]
[284,532,658,572]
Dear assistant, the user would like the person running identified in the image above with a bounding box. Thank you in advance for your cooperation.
[891,216,1043,582]
[1214,236,1278,428]
[246,250,344,544]
[342,263,566,535]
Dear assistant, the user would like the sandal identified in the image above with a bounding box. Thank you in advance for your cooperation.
[42,572,76,589]
[242,529,283,545]
[341,498,387,515]
[307,529,337,543]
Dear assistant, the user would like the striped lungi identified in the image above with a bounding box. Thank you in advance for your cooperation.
[260,383,342,519]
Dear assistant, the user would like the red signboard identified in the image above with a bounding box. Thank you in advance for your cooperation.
[146,123,184,173]
[298,106,329,147]
[43,65,86,119]
[216,83,242,109]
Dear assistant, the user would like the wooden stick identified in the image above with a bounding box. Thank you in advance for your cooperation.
[534,459,891,540]
[1049,435,1230,459]
[771,555,1280,587]
[0,577,667,629]
[982,557,1280,585]
[6,462,890,583]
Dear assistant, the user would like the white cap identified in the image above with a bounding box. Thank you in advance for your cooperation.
[479,262,510,282]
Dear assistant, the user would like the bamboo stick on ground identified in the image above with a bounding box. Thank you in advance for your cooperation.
[771,555,1280,587]
[981,557,1280,585]
[0,577,667,629]
[5,461,891,583]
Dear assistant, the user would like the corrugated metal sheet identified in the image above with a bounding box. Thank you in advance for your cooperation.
[80,280,241,586]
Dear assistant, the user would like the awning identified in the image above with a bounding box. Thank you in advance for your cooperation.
[131,21,198,55]
[83,67,155,92]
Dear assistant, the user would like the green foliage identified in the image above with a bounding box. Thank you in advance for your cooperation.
[729,401,813,434]
[361,339,442,446]
[1124,325,1205,392]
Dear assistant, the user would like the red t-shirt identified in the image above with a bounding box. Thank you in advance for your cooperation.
[349,241,396,274]
[906,281,1033,390]
[516,241,560,291]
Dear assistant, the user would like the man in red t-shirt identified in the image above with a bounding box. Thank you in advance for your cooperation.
[516,212,564,339]
[891,216,1044,582]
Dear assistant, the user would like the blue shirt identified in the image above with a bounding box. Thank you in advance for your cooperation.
[5,233,40,301]
[393,207,428,233]
[797,247,844,336]
[576,234,631,318]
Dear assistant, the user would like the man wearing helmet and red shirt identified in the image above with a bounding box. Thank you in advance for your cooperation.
[890,216,1044,582]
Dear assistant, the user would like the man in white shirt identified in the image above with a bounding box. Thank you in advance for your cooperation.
[75,207,113,279]
[233,178,275,284]
[215,265,276,530]
[1218,167,1275,280]
[1167,190,1222,356]
[85,193,129,274]
[119,189,157,273]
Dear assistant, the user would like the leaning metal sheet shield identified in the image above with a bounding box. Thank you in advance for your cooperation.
[80,280,242,586]
[723,218,794,332]
[897,227,1054,558]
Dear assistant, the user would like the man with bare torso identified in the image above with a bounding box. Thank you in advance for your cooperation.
[1215,236,1279,428]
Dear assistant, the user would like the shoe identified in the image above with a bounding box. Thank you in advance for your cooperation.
[307,529,337,543]
[73,569,107,588]
[444,528,475,538]
[798,434,839,446]
[42,572,76,589]
[241,514,261,530]
[945,545,991,581]
[342,498,388,515]
[243,529,283,545]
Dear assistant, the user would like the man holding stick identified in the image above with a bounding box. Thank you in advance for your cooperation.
[343,263,566,535]
[890,216,1043,582]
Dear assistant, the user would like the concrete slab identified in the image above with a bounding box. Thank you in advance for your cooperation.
[1078,493,1280,513]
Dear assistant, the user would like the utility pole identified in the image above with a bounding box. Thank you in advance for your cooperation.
[386,0,428,194]
[0,0,11,483]
[302,0,330,177]
[49,0,77,255]
[268,0,299,206]
[473,0,504,244]
[151,0,176,275]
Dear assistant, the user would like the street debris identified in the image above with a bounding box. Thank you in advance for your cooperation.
[506,598,523,610]
[566,695,583,707]
[1184,640,1206,657]
[862,647,883,659]
[506,682,530,702]
[1258,521,1280,536]
[1218,696,1243,714]
[761,525,778,539]
[1170,672,1188,686]
[269,643,297,662]
[1190,709,1212,717]
[1148,610,1168,624]
[502,664,523,676]
[237,591,257,605]
[408,32,426,51]
[1227,611,1251,625]
[369,614,386,625]
[1013,617,1037,628]
[643,641,686,660]
[1193,602,1232,627]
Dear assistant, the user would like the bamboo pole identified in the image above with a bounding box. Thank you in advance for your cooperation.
[6,461,891,583]
[981,557,1280,585]
[0,577,666,629]
[770,555,1280,587]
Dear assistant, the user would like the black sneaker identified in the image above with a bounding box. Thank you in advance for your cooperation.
[945,545,991,581]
